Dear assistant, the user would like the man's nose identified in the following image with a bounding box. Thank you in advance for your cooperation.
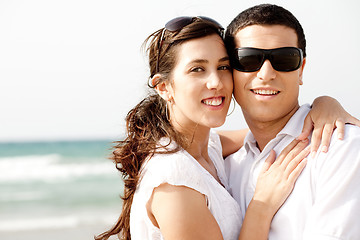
[256,60,276,82]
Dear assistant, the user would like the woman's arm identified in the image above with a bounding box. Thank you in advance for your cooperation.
[298,96,360,157]
[239,139,310,240]
[148,140,309,240]
[217,129,249,157]
[148,184,223,240]
[218,96,360,158]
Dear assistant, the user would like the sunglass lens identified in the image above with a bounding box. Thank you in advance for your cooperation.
[271,48,301,71]
[233,48,264,72]
[198,16,223,28]
[165,17,193,32]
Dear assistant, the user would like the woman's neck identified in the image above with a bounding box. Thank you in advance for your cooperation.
[178,125,222,184]
[182,125,210,159]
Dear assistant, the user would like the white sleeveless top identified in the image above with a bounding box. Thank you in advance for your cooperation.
[130,130,242,240]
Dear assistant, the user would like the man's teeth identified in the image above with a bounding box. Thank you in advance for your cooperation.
[252,89,279,95]
[203,97,223,106]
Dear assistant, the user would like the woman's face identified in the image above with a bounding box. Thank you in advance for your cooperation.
[167,34,233,132]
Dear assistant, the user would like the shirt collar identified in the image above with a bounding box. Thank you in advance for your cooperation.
[243,104,311,153]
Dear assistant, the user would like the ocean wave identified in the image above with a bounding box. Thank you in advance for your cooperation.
[0,214,117,231]
[0,191,48,202]
[0,154,118,183]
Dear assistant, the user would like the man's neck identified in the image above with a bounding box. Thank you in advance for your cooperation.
[245,106,299,152]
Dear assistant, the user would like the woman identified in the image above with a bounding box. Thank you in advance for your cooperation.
[96,17,358,240]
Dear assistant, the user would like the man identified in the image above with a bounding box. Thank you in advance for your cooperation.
[225,4,360,239]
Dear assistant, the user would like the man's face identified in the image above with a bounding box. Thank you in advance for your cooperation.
[232,25,306,126]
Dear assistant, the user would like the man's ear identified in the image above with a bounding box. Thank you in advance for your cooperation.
[299,58,306,85]
[151,74,173,101]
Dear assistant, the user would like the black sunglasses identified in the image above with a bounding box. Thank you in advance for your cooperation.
[155,16,224,75]
[164,16,224,33]
[231,47,304,72]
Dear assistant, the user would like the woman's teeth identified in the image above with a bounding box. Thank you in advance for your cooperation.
[202,97,223,106]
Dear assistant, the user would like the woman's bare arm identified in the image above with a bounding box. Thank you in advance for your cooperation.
[148,184,223,240]
[299,96,360,157]
[217,129,249,157]
[218,97,360,159]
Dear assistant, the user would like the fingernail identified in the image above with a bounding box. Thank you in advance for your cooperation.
[338,133,344,140]
[321,146,328,153]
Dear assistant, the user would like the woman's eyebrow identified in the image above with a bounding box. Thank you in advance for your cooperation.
[219,56,230,62]
[188,59,209,64]
[186,56,229,65]
[184,59,208,68]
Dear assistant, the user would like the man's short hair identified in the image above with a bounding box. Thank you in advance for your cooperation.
[225,4,306,57]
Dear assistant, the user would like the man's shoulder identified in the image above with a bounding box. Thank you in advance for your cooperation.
[344,124,360,137]
[315,124,360,165]
[224,146,252,178]
[333,124,360,145]
[225,146,247,163]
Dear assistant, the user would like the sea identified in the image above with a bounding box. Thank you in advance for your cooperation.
[0,140,124,240]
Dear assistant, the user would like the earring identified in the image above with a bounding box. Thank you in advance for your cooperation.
[165,99,173,122]
[165,103,170,122]
[227,97,236,116]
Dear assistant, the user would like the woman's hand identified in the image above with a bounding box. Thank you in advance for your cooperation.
[298,96,360,157]
[239,139,310,240]
[253,139,310,214]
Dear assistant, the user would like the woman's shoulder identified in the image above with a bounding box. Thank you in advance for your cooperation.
[144,132,221,177]
[142,149,199,179]
[138,147,210,196]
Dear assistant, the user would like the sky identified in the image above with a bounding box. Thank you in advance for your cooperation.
[1,0,359,142]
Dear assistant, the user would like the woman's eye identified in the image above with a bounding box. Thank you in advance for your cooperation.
[218,65,231,71]
[190,67,204,72]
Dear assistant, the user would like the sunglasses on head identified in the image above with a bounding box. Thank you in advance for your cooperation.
[163,16,224,34]
[231,47,304,72]
[155,16,224,75]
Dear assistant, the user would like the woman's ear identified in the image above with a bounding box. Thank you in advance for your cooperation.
[151,74,173,101]
[149,74,161,88]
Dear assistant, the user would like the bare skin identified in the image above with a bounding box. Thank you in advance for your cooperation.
[218,96,360,157]
[147,139,310,240]
[146,30,360,239]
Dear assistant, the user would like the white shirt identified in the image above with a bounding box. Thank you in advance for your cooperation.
[130,130,242,240]
[226,104,360,240]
